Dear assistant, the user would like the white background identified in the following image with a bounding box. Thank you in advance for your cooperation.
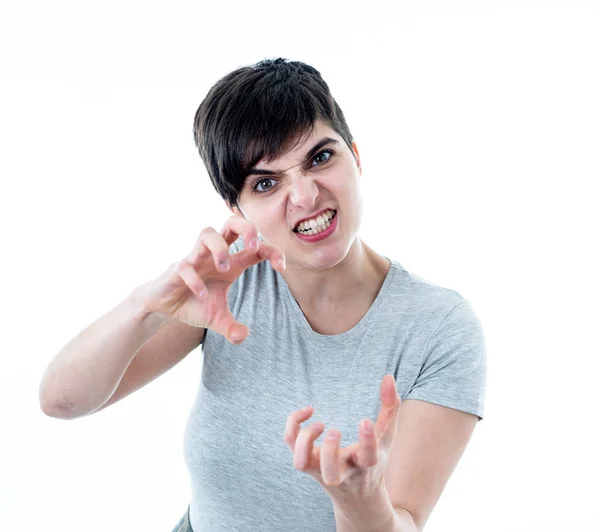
[1,1,599,530]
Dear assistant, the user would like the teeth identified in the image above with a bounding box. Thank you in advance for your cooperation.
[296,209,335,233]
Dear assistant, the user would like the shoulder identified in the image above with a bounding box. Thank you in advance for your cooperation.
[385,259,467,321]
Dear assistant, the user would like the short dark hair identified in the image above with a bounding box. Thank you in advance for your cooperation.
[193,58,355,207]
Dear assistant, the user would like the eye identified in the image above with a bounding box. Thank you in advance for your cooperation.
[311,149,334,167]
[252,177,277,193]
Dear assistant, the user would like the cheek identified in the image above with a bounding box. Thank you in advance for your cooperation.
[244,201,286,235]
[328,172,359,202]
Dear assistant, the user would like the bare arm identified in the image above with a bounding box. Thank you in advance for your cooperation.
[38,215,285,421]
[88,313,206,415]
[38,286,204,419]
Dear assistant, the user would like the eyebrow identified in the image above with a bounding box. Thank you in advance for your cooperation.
[245,137,340,177]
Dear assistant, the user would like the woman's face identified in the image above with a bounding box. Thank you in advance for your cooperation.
[234,119,363,270]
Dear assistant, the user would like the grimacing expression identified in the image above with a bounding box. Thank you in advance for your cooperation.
[234,120,364,270]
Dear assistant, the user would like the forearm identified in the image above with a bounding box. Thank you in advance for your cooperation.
[39,285,169,418]
[333,486,418,532]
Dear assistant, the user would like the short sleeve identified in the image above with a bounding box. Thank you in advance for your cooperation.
[406,299,487,421]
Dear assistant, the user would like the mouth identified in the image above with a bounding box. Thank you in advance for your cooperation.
[293,209,337,235]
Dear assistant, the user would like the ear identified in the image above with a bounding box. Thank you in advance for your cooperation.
[351,141,362,176]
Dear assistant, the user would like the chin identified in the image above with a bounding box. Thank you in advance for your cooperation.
[308,246,349,270]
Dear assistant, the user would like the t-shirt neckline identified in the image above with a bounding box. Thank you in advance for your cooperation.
[277,257,398,344]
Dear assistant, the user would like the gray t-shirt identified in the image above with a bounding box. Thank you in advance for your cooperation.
[182,238,486,532]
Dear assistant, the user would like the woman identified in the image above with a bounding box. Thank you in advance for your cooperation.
[40,58,486,532]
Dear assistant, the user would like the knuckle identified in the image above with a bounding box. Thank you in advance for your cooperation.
[295,457,307,471]
[244,219,257,231]
[174,260,188,275]
[200,226,215,237]
[222,217,235,230]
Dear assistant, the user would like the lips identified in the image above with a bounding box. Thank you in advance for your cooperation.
[294,209,338,241]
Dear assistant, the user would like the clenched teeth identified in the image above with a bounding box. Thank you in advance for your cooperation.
[294,209,336,234]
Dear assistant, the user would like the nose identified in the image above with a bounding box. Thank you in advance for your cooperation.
[288,173,319,209]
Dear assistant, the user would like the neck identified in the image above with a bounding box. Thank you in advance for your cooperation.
[281,238,390,311]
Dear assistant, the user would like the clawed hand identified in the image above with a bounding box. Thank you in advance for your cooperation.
[283,374,401,500]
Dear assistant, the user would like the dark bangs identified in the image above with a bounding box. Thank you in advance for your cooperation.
[193,58,354,207]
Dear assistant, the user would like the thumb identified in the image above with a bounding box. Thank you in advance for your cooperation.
[210,306,249,345]
[226,322,250,345]
[380,375,401,446]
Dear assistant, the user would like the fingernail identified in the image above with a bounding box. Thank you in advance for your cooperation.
[362,419,373,434]
[219,260,230,272]
[249,238,258,251]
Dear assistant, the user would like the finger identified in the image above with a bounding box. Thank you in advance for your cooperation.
[375,375,401,446]
[209,305,249,345]
[294,422,325,471]
[283,406,314,450]
[321,429,342,486]
[235,240,286,273]
[220,215,260,251]
[356,418,378,470]
[186,227,210,265]
[256,240,286,272]
[176,260,209,299]
[187,227,231,272]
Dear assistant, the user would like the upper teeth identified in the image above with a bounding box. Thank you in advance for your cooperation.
[295,209,335,232]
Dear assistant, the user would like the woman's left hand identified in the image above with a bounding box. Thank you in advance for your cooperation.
[283,374,401,500]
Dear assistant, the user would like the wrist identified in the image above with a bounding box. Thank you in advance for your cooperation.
[332,484,396,531]
[129,284,174,329]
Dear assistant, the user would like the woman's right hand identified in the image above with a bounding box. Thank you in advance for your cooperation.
[136,215,285,344]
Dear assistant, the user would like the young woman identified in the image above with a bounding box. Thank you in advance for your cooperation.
[40,58,486,532]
